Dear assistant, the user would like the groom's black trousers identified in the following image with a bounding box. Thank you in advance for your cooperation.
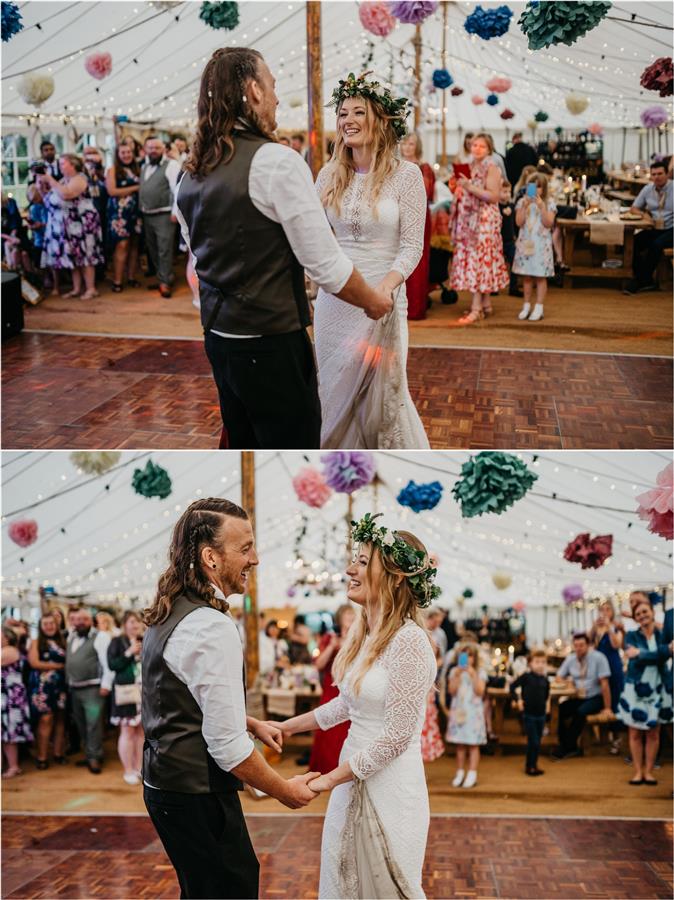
[204,328,322,449]
[144,786,259,899]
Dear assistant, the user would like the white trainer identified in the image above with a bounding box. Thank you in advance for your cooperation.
[452,769,465,787]
[123,772,140,785]
[529,303,544,321]
[518,303,531,320]
[462,770,478,789]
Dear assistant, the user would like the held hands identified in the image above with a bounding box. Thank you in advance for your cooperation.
[306,773,332,793]
[282,772,321,809]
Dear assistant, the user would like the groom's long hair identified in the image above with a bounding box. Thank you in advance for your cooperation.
[143,498,248,626]
[332,530,431,695]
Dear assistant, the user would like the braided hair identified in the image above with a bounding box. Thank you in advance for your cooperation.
[144,497,248,625]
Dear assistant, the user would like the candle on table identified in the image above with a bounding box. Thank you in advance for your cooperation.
[581,174,587,193]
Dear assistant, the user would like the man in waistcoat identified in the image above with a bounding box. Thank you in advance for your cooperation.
[140,136,181,298]
[175,48,393,450]
[142,498,320,899]
[65,607,115,773]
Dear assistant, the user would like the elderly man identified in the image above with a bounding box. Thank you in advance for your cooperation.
[552,632,613,760]
[624,158,673,295]
[139,135,181,297]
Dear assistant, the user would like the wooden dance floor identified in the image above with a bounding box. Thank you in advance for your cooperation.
[2,813,672,899]
[2,334,672,450]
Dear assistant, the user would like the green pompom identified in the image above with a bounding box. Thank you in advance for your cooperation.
[518,2,611,52]
[452,452,538,518]
[132,460,172,499]
[199,1,239,31]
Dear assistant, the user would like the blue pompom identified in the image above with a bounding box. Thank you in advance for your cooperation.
[464,4,513,40]
[486,93,499,106]
[631,708,648,723]
[432,68,453,90]
[1,2,23,42]
[397,480,444,513]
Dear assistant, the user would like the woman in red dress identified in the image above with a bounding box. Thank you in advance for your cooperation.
[401,132,435,320]
[308,604,356,774]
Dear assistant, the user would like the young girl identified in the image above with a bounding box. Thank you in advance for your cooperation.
[442,643,487,788]
[513,173,557,322]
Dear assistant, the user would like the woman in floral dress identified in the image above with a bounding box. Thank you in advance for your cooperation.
[105,141,142,292]
[2,626,33,778]
[38,153,103,300]
[450,133,509,324]
[27,613,67,769]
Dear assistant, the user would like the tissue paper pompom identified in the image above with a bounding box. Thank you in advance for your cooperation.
[518,1,611,51]
[563,533,613,570]
[450,86,464,96]
[534,110,549,122]
[527,118,538,130]
[492,572,512,590]
[640,57,673,98]
[464,4,513,40]
[641,105,668,128]
[70,451,121,475]
[562,584,584,605]
[432,68,453,89]
[199,1,239,31]
[565,92,589,115]
[292,467,332,509]
[452,452,538,519]
[486,76,512,93]
[636,462,673,541]
[132,460,172,499]
[471,94,485,105]
[388,1,438,24]
[8,518,38,548]
[486,93,499,106]
[150,1,182,9]
[500,108,514,120]
[397,480,443,513]
[1,1,23,42]
[18,73,55,107]
[321,452,375,494]
[588,122,603,135]
[359,1,396,37]
[85,52,113,80]
[512,600,526,612]
[462,588,474,599]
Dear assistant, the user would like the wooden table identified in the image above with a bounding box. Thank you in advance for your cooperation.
[606,170,650,195]
[486,686,511,736]
[262,686,322,719]
[557,215,652,287]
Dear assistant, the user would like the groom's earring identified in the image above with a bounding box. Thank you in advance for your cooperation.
[212,564,217,569]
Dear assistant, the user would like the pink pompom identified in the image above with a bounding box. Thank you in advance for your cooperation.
[587,122,603,135]
[84,52,113,81]
[471,95,485,105]
[636,462,673,541]
[8,518,38,548]
[359,1,396,37]
[485,76,512,93]
[512,600,526,612]
[292,467,332,509]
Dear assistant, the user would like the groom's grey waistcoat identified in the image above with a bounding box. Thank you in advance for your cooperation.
[177,130,310,336]
[141,591,243,794]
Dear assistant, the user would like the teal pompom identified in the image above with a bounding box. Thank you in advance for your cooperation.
[452,452,538,518]
[199,1,239,31]
[132,460,172,499]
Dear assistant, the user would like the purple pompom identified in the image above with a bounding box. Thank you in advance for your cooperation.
[321,452,376,494]
[641,105,669,129]
[388,2,438,25]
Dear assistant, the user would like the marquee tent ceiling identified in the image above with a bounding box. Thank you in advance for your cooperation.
[2,1,672,133]
[2,451,672,612]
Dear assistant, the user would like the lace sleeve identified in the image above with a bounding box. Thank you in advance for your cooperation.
[390,162,427,280]
[349,626,433,780]
[314,692,350,730]
[314,164,330,203]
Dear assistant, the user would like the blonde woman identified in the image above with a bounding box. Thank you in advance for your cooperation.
[275,514,438,898]
[314,72,429,449]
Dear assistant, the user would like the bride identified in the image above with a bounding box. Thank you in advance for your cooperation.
[275,514,438,898]
[314,73,430,450]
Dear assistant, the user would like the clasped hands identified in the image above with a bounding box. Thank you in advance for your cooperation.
[248,717,333,796]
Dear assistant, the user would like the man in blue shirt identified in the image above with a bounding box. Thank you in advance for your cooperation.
[624,157,673,294]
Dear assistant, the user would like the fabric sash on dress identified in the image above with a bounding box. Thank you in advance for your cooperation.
[338,778,415,900]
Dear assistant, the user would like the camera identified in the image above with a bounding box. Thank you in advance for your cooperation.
[31,163,46,175]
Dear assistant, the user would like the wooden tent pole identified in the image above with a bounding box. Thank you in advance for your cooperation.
[413,24,422,130]
[306,1,324,179]
[441,1,448,166]
[241,451,259,687]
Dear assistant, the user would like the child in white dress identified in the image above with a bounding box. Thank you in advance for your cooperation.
[442,643,487,789]
[513,173,557,322]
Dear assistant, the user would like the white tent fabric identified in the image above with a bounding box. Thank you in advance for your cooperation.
[2,451,672,623]
[2,1,672,166]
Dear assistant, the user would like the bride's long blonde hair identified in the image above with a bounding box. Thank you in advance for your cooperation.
[319,94,399,220]
[332,531,431,695]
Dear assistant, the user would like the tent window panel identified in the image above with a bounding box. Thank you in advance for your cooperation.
[3,135,16,159]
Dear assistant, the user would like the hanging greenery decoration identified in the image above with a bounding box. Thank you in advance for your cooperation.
[565,92,589,115]
[464,5,513,40]
[70,451,121,476]
[8,518,38,548]
[534,110,549,122]
[640,105,668,128]
[321,452,375,494]
[359,1,396,37]
[397,480,443,513]
[563,533,613,570]
[18,73,55,107]
[432,68,453,89]
[636,462,673,541]
[500,108,515,120]
[486,93,499,106]
[518,1,611,51]
[450,86,464,96]
[292,467,333,509]
[1,1,23,42]
[132,460,172,499]
[388,2,438,25]
[452,452,538,519]
[199,1,239,31]
[640,57,673,98]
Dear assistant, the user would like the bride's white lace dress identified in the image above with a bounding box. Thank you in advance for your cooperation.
[314,161,430,449]
[314,621,437,899]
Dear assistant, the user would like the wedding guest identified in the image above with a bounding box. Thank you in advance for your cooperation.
[421,625,445,764]
[624,159,673,294]
[513,173,556,322]
[499,181,521,297]
[108,611,144,785]
[454,133,474,165]
[450,133,509,324]
[288,616,313,665]
[510,649,550,776]
[513,165,538,203]
[290,133,306,155]
[106,140,143,292]
[400,131,434,320]
[308,605,356,774]
[27,613,67,769]
[38,154,104,300]
[2,626,33,778]
[1,192,31,271]
[424,606,448,657]
[49,607,68,639]
[31,141,62,181]
[505,132,538,189]
[589,600,624,712]
[618,598,672,785]
[139,135,181,297]
[83,146,108,266]
[258,620,289,674]
[552,632,612,760]
[95,611,119,637]
[26,183,49,278]
[169,136,189,164]
[442,643,486,788]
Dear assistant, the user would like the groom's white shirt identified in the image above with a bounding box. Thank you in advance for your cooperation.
[174,141,354,338]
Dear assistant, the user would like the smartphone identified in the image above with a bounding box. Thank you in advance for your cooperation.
[458,651,469,668]
[526,183,537,198]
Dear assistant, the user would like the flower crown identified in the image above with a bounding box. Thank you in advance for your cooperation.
[351,513,440,608]
[327,71,410,140]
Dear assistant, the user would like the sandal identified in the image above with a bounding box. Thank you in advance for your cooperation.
[482,305,494,317]
[62,290,81,299]
[458,309,484,325]
[80,290,99,300]
[2,767,22,779]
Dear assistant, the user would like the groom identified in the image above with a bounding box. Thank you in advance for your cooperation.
[142,498,321,899]
[175,47,393,450]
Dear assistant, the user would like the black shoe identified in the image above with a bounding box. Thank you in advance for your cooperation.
[441,286,458,305]
[87,760,102,774]
[526,767,544,776]
[35,759,49,770]
[623,279,639,295]
[636,283,658,293]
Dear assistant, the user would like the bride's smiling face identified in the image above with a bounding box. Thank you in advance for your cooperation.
[338,97,371,150]
[345,542,381,606]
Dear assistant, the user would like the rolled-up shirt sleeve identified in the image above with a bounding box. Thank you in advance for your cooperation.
[249,144,354,295]
[165,609,254,772]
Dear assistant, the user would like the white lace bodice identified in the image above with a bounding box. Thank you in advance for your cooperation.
[314,621,436,780]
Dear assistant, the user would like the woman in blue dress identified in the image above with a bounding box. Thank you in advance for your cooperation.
[617,598,672,785]
[105,141,142,292]
[27,613,67,769]
[589,600,625,710]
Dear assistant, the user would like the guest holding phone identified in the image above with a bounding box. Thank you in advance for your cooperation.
[513,173,556,322]
[441,643,486,788]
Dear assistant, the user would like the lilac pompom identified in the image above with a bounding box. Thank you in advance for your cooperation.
[388,2,438,25]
